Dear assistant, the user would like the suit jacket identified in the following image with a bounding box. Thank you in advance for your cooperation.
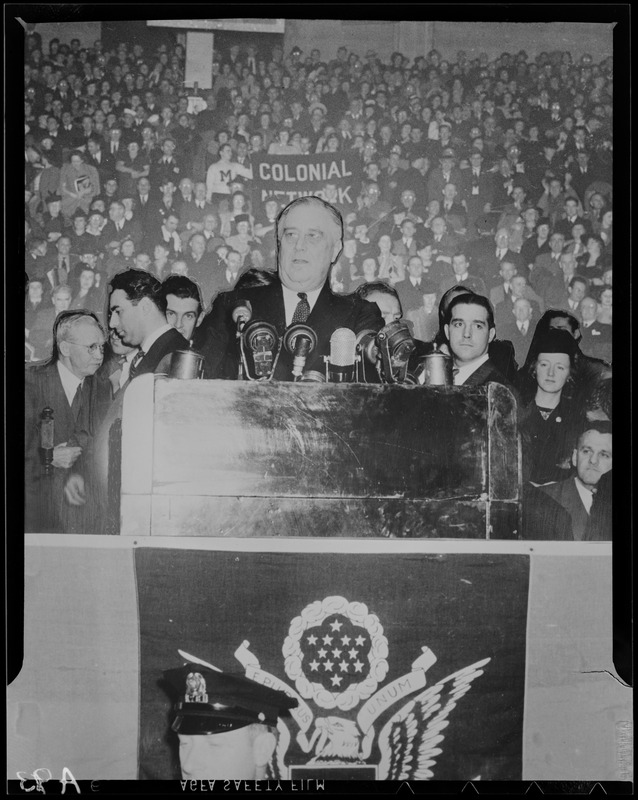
[529,252,562,297]
[497,320,535,367]
[459,168,494,210]
[134,328,190,378]
[531,477,590,540]
[391,237,423,260]
[439,273,486,296]
[198,276,384,380]
[459,358,514,391]
[394,278,429,314]
[179,200,217,232]
[24,361,107,533]
[466,240,524,285]
[101,219,144,248]
[426,166,466,204]
[579,321,612,362]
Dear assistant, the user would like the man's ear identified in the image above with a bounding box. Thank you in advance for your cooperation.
[572,448,578,469]
[58,339,71,358]
[252,731,277,767]
[332,240,343,265]
[488,327,496,343]
[444,323,450,342]
[196,312,205,328]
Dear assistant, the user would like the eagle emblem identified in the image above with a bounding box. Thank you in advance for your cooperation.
[233,595,491,780]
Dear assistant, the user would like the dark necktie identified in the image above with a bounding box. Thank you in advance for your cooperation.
[71,381,84,421]
[291,293,310,324]
[128,349,145,380]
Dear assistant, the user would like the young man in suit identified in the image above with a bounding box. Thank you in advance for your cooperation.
[25,310,107,532]
[198,196,384,380]
[444,293,512,388]
[108,268,189,379]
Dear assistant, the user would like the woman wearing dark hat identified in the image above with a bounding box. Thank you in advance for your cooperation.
[518,329,581,485]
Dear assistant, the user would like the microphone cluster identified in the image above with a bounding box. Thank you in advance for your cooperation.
[233,298,417,384]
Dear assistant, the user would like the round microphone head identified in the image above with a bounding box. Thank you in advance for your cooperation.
[355,328,379,363]
[283,324,317,354]
[231,300,252,326]
[244,321,278,351]
[329,327,356,367]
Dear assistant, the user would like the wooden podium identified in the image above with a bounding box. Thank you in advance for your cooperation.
[118,375,521,538]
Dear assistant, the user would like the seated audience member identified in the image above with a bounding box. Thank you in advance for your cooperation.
[405,281,439,343]
[595,284,612,325]
[576,234,606,284]
[162,275,205,343]
[351,257,382,290]
[395,255,429,313]
[375,234,405,285]
[28,283,74,361]
[494,273,543,329]
[443,293,513,388]
[104,238,137,280]
[70,265,105,318]
[518,329,581,485]
[498,297,536,367]
[523,421,612,540]
[518,309,611,407]
[224,214,255,265]
[163,656,297,779]
[578,295,612,363]
[439,251,486,296]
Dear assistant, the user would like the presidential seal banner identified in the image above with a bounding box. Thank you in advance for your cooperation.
[136,548,528,780]
[251,153,363,209]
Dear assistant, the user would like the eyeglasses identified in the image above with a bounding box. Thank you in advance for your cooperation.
[66,341,106,355]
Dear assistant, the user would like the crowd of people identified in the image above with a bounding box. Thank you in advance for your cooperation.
[23,30,613,541]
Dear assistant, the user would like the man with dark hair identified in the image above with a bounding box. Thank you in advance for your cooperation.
[355,281,402,326]
[444,294,512,388]
[25,310,107,532]
[198,196,383,380]
[161,275,204,341]
[108,268,188,378]
[524,421,612,540]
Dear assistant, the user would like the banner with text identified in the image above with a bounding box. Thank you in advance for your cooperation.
[252,153,363,210]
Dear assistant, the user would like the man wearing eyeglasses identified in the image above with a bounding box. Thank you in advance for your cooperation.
[25,310,108,533]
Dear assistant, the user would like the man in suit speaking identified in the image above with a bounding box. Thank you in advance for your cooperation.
[198,196,384,380]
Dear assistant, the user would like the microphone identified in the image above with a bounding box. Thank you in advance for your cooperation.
[355,328,379,365]
[327,328,356,382]
[283,324,318,380]
[376,320,416,384]
[39,405,54,475]
[231,299,252,332]
[243,321,279,378]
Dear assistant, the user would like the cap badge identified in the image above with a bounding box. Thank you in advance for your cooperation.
[185,672,208,703]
